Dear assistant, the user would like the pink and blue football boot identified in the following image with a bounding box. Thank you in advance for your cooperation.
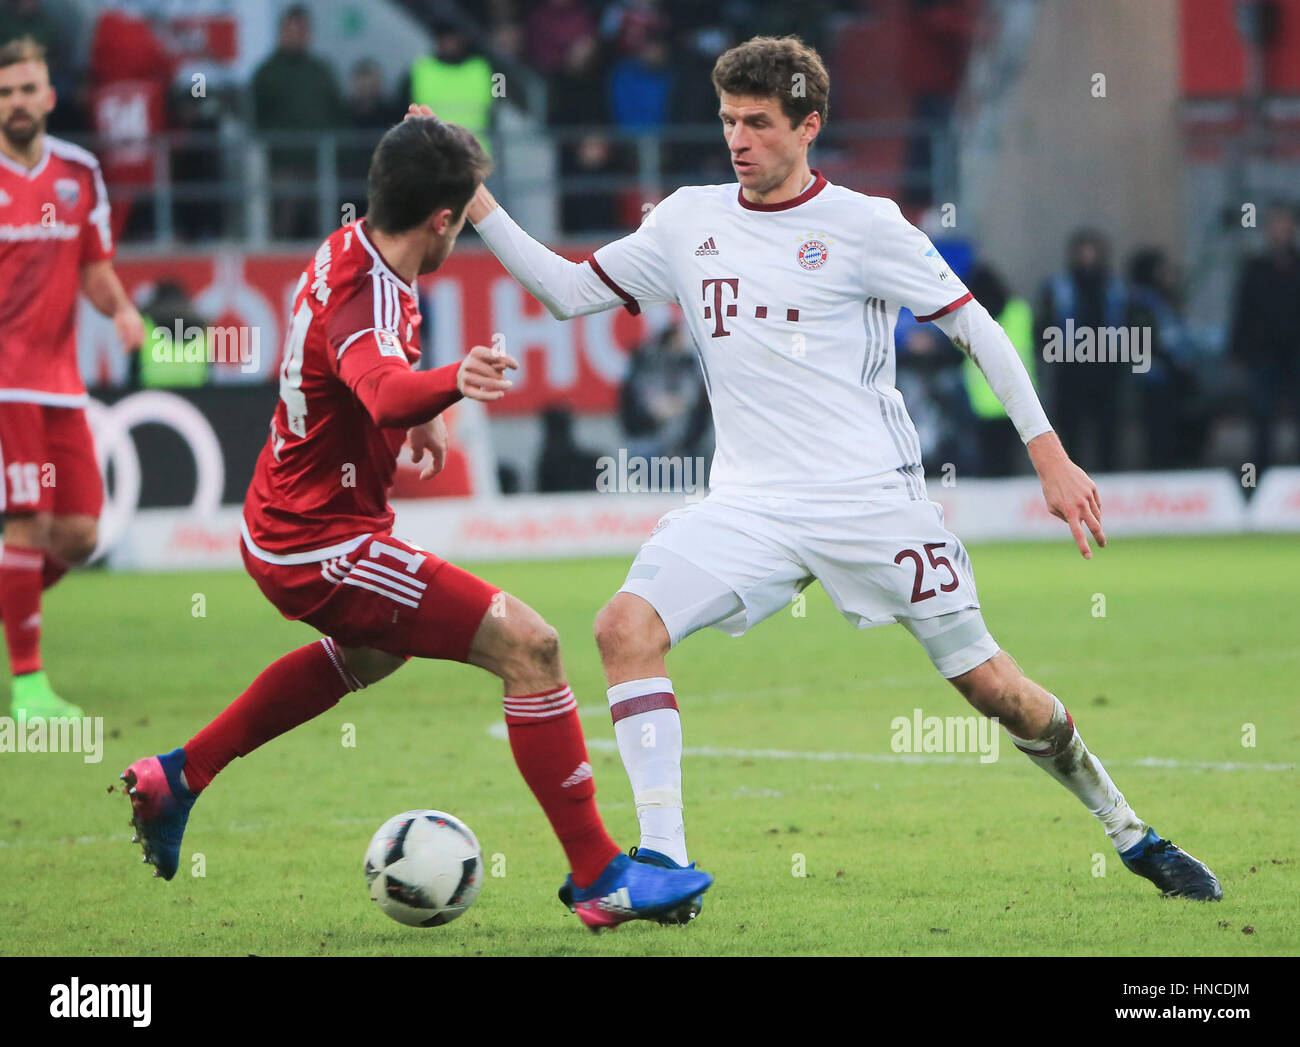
[120,747,197,881]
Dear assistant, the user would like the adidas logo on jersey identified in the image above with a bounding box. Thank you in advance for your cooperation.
[561,761,593,788]
[694,237,719,256]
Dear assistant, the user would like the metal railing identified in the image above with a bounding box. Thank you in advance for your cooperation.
[75,118,957,249]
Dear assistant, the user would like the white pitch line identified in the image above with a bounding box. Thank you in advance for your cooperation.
[485,717,1295,773]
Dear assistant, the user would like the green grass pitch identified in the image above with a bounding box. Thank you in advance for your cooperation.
[1,533,1295,956]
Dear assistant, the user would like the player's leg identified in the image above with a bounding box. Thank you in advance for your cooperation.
[0,398,82,716]
[1,510,91,716]
[462,591,623,886]
[597,503,801,876]
[947,649,1221,899]
[123,634,384,878]
[46,512,97,568]
[0,512,53,703]
[941,641,1147,848]
[43,403,105,582]
[3,405,107,716]
[181,637,395,795]
[810,486,1221,900]
[384,551,711,928]
[123,539,405,879]
[594,590,682,862]
[462,588,712,928]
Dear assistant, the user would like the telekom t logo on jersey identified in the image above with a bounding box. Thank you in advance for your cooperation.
[701,278,801,338]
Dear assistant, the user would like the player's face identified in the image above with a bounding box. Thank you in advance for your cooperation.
[0,60,54,149]
[719,92,818,196]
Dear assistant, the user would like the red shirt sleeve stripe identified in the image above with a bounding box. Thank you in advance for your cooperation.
[914,291,973,324]
[586,256,641,316]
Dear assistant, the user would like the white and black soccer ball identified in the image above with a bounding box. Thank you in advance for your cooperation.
[364,810,483,927]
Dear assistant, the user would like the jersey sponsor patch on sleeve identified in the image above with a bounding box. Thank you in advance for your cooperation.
[920,244,952,283]
[374,328,405,358]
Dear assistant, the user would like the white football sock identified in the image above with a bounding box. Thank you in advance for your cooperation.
[1009,696,1149,854]
[607,676,688,866]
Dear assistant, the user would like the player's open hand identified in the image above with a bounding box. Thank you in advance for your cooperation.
[1030,435,1105,558]
[407,416,449,480]
[405,104,436,121]
[457,343,519,403]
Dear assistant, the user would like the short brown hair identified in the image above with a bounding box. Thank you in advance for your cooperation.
[0,36,47,70]
[711,36,829,128]
[366,116,491,234]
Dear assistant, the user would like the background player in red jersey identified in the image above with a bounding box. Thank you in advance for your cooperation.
[121,116,711,931]
[0,37,144,719]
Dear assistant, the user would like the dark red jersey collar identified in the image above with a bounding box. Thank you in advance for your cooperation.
[736,169,828,212]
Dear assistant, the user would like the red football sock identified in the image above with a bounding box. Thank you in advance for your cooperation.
[503,684,620,887]
[0,544,45,676]
[42,553,69,592]
[0,553,70,628]
[183,638,361,793]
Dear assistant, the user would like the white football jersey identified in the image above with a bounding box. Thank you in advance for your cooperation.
[590,171,971,499]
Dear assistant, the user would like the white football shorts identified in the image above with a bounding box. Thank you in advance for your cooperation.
[617,483,1000,679]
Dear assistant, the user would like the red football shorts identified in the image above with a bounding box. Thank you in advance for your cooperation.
[242,530,499,663]
[0,402,104,517]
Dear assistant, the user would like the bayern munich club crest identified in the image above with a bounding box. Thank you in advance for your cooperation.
[797,238,828,270]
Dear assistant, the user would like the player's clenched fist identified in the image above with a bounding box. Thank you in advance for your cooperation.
[457,343,519,402]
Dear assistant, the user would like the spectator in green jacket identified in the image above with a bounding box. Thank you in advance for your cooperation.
[251,5,345,239]
[133,281,209,389]
[404,24,495,156]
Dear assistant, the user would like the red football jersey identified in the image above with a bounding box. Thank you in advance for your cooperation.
[0,136,114,404]
[242,219,428,561]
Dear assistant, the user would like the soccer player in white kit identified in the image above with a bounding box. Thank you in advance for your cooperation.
[413,35,1222,913]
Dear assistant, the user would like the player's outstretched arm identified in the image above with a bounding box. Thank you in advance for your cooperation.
[935,300,1103,558]
[472,201,635,321]
[80,259,144,351]
[403,104,632,321]
[343,344,519,430]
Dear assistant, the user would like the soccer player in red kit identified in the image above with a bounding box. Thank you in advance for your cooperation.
[0,37,144,719]
[121,116,712,930]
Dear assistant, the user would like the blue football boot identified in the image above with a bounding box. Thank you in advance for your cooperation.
[557,852,712,932]
[1120,828,1222,901]
[120,747,197,881]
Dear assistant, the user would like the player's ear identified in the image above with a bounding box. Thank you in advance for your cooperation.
[802,111,821,146]
[428,206,452,237]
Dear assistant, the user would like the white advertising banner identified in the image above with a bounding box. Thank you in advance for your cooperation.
[932,470,1251,541]
[1249,467,1300,532]
[107,494,694,571]
[105,469,1279,572]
